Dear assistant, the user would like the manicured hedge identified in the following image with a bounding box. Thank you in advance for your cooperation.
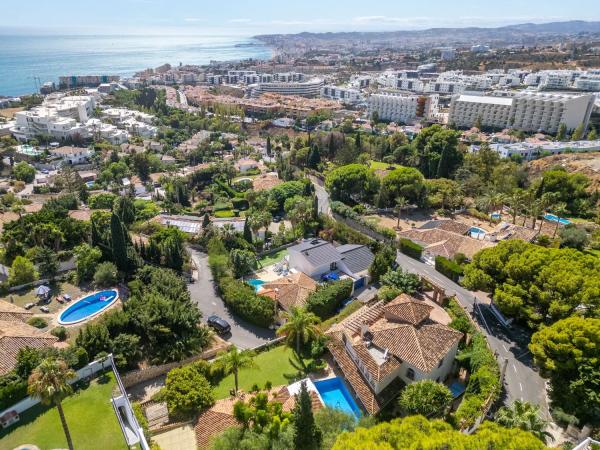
[399,238,423,259]
[453,333,501,428]
[435,256,463,282]
[219,277,275,327]
[306,279,353,319]
[207,238,274,327]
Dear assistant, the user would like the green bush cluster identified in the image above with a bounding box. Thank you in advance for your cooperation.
[306,279,353,319]
[399,238,423,259]
[453,333,501,428]
[208,238,274,327]
[435,256,463,282]
[331,201,395,240]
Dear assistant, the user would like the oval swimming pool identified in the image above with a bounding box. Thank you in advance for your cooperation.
[58,290,119,325]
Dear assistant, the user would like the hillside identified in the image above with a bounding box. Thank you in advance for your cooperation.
[527,152,600,193]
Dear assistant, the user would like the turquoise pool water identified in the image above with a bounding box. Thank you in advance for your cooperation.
[246,279,265,291]
[544,213,570,225]
[314,377,362,419]
[469,226,486,238]
[58,290,118,325]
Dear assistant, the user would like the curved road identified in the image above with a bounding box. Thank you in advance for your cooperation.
[308,175,548,416]
[187,247,275,349]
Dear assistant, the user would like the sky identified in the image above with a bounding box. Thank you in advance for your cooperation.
[1,0,600,36]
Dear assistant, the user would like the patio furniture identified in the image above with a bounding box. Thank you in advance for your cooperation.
[35,285,51,300]
[63,294,72,302]
[40,306,50,313]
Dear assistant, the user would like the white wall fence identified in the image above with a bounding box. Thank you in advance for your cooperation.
[0,356,113,418]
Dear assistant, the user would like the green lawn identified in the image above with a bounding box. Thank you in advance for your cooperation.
[4,281,87,315]
[257,249,288,268]
[369,160,398,170]
[213,345,309,399]
[0,373,129,450]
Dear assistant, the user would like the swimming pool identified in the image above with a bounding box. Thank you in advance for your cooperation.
[246,279,265,291]
[469,226,487,239]
[58,290,119,325]
[544,213,571,225]
[314,377,362,419]
[490,213,501,220]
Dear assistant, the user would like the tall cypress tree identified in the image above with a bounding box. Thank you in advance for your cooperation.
[293,381,322,450]
[110,212,129,272]
[436,145,452,178]
[243,217,253,244]
[266,136,272,156]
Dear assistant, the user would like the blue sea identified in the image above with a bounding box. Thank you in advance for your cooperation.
[0,34,272,96]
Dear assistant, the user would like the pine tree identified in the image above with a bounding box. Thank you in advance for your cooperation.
[436,145,451,178]
[113,196,135,225]
[110,213,129,272]
[355,132,362,151]
[266,136,272,156]
[571,123,585,141]
[243,217,253,244]
[328,134,335,159]
[202,212,210,228]
[556,123,567,141]
[293,381,321,450]
[308,145,321,169]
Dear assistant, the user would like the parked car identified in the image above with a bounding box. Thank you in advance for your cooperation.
[207,315,231,335]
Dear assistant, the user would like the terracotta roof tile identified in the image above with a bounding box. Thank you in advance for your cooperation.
[261,272,318,312]
[0,320,57,375]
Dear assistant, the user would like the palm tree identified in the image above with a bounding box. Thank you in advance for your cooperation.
[394,196,408,229]
[214,346,256,395]
[496,400,553,443]
[28,358,76,450]
[551,202,568,238]
[507,189,525,225]
[276,307,321,355]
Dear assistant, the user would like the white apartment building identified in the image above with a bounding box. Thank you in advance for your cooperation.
[448,95,513,129]
[538,71,575,90]
[11,95,96,142]
[425,81,467,95]
[575,76,600,91]
[368,92,439,124]
[250,78,324,98]
[320,86,363,104]
[510,92,594,133]
[49,146,94,165]
[482,140,600,160]
[448,92,595,133]
[471,44,490,53]
[86,119,129,144]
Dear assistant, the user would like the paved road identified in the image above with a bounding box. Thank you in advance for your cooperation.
[187,247,275,349]
[396,251,549,417]
[309,175,331,216]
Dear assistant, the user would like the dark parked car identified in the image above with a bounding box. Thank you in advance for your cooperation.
[207,315,231,335]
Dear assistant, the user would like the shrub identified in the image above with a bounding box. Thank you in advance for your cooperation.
[399,380,453,418]
[27,317,48,329]
[51,326,68,341]
[435,256,463,282]
[453,333,500,428]
[88,192,118,209]
[306,279,353,319]
[377,285,401,302]
[399,238,422,259]
[232,198,249,210]
[220,276,274,327]
[164,364,215,419]
[380,268,420,295]
[94,261,118,287]
[0,373,28,410]
[214,209,235,218]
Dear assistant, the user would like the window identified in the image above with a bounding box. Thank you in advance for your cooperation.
[330,262,337,271]
[406,368,415,380]
[438,358,444,368]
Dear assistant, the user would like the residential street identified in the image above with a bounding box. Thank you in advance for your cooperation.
[396,251,549,417]
[309,175,331,216]
[187,247,275,349]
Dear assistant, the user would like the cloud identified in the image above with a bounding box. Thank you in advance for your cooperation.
[183,17,205,23]
[229,18,251,23]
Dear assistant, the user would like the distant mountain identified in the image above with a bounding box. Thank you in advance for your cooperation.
[255,20,600,48]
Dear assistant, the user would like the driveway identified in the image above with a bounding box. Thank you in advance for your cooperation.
[396,251,549,417]
[187,247,275,349]
[309,175,331,216]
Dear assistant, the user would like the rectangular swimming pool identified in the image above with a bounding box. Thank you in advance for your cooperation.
[314,377,362,419]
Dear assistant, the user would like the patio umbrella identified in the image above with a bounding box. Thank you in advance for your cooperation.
[36,285,51,296]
